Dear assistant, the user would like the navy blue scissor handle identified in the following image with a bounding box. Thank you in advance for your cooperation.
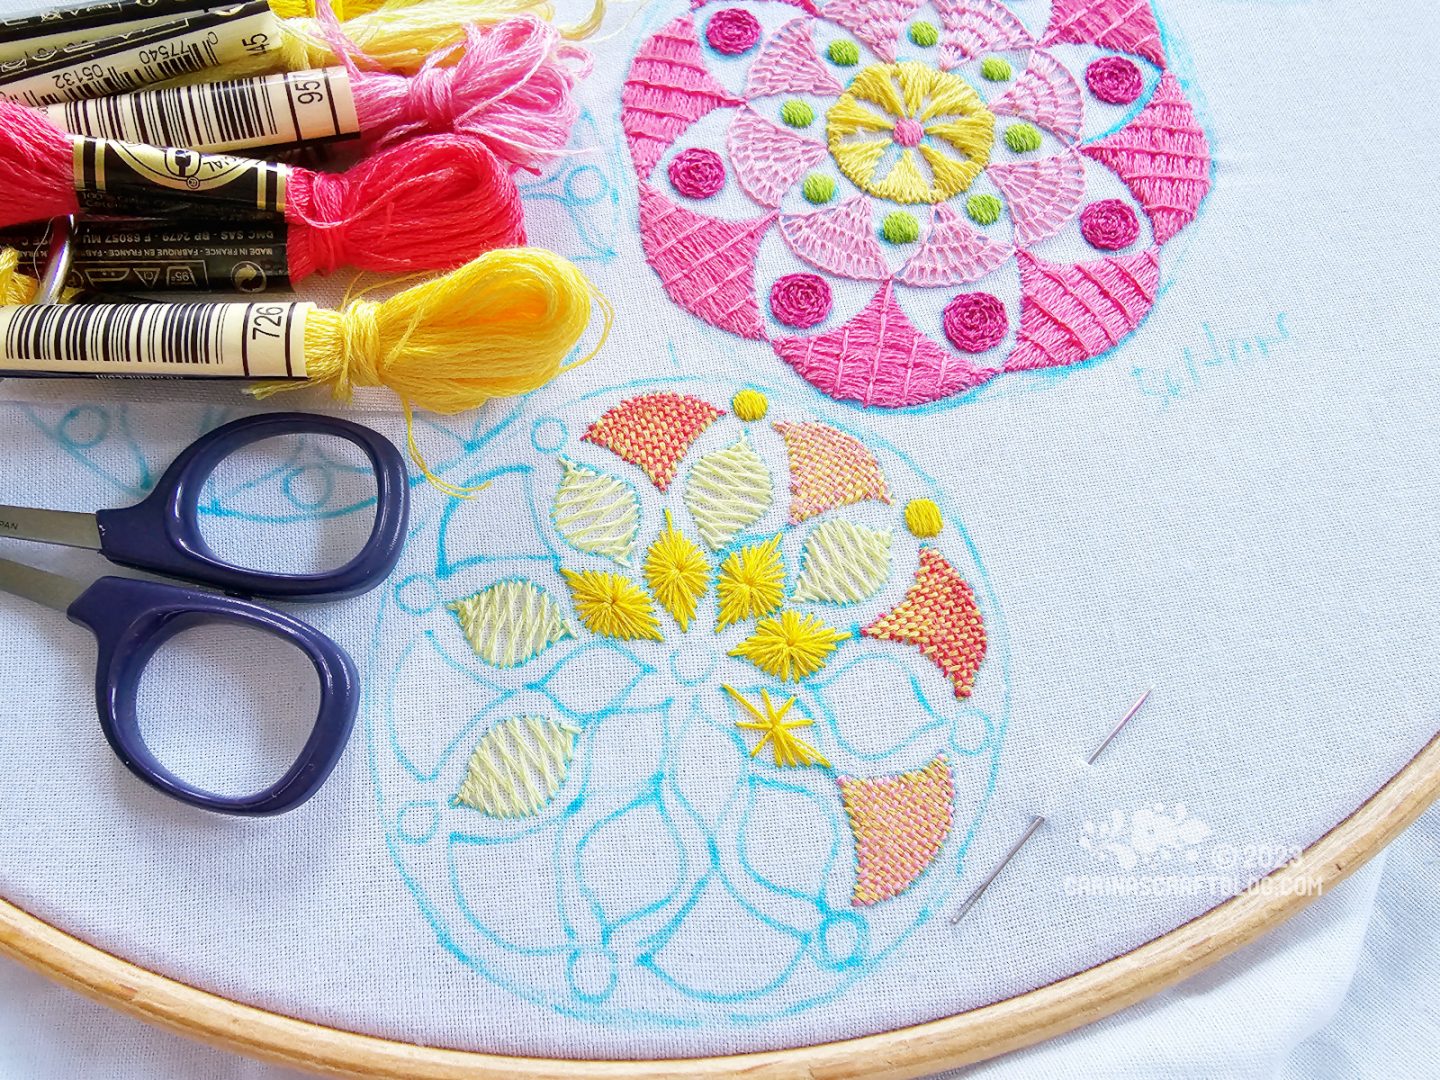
[94,412,409,601]
[66,576,358,816]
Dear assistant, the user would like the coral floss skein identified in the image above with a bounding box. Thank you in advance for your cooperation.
[46,17,588,170]
[0,99,526,281]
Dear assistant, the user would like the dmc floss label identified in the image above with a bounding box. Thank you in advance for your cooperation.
[2,219,290,291]
[72,135,289,212]
[0,0,217,63]
[47,67,361,152]
[0,301,309,378]
[0,2,281,106]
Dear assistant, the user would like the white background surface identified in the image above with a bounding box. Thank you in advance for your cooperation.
[2,802,1434,1078]
[1,0,1439,1068]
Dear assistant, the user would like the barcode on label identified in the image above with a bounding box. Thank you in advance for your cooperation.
[0,301,308,378]
[0,3,281,107]
[49,68,359,152]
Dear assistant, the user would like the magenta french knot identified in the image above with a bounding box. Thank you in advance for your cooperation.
[770,273,833,328]
[943,293,1008,353]
[706,8,763,55]
[1086,56,1144,105]
[669,148,727,199]
[1080,199,1141,250]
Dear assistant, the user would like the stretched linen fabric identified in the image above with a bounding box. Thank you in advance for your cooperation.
[0,0,1438,1066]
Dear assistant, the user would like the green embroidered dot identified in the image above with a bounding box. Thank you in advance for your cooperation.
[802,172,837,205]
[907,21,938,47]
[1004,122,1043,153]
[781,99,815,128]
[966,193,1002,226]
[981,56,1012,81]
[828,39,860,66]
[881,211,920,244]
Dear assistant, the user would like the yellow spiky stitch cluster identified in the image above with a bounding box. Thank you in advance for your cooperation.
[644,510,709,631]
[560,568,663,641]
[730,610,851,682]
[714,534,786,630]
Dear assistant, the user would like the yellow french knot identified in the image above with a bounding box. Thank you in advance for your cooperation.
[904,498,944,538]
[826,62,994,205]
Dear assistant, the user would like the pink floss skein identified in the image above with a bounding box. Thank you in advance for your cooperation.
[349,16,591,173]
[0,97,526,281]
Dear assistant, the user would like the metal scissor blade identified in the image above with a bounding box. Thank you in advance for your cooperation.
[0,505,101,550]
[0,557,88,613]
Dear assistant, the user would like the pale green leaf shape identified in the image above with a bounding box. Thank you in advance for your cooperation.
[448,579,574,669]
[454,717,582,819]
[792,520,893,604]
[683,435,773,550]
[552,457,641,565]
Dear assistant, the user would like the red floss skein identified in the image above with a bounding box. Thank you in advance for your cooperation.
[350,15,591,173]
[0,99,526,282]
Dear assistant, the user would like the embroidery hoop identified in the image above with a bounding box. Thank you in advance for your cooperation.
[3,733,1435,1078]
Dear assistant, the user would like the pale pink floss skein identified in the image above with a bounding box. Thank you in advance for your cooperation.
[349,17,591,173]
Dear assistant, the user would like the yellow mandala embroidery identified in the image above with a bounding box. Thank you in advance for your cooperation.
[723,685,830,769]
[644,509,709,631]
[561,568,664,641]
[715,534,786,631]
[730,610,851,682]
[827,61,994,205]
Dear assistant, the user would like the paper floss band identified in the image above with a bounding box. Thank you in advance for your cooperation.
[0,0,601,106]
[0,246,610,477]
[0,98,526,281]
[38,17,589,170]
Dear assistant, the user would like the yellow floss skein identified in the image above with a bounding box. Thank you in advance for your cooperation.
[188,0,604,82]
[260,246,613,495]
[0,246,81,303]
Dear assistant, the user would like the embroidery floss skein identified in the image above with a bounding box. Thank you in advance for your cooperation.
[43,17,588,169]
[0,246,613,492]
[183,0,603,83]
[0,99,526,282]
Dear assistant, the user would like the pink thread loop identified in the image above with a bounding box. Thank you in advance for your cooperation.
[943,293,1008,353]
[291,169,353,276]
[770,273,832,329]
[1085,56,1143,105]
[706,8,762,55]
[1079,198,1140,250]
[668,148,726,199]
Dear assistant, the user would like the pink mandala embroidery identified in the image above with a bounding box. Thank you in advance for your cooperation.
[624,0,1211,408]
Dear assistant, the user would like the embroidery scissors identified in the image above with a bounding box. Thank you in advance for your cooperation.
[0,411,410,816]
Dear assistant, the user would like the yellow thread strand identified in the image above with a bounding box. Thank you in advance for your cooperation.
[449,579,574,667]
[723,685,829,769]
[714,534,786,631]
[0,246,80,303]
[644,510,709,631]
[562,568,664,640]
[683,435,774,551]
[792,520,893,605]
[552,457,640,565]
[453,716,581,818]
[730,610,850,682]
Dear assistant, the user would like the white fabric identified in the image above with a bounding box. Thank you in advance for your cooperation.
[2,803,1435,1078]
[0,0,1437,1063]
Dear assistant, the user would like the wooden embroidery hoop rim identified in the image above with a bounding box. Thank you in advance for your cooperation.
[3,731,1437,1080]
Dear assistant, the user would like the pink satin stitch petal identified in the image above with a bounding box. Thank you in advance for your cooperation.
[1082,73,1211,245]
[728,108,828,209]
[987,150,1086,247]
[744,18,844,98]
[822,0,924,62]
[622,16,743,179]
[990,50,1084,144]
[639,184,776,339]
[1005,247,1161,371]
[1042,0,1166,68]
[897,204,1013,287]
[936,0,1035,69]
[775,283,999,407]
[779,196,892,281]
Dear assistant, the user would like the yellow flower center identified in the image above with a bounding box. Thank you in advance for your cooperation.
[826,61,995,205]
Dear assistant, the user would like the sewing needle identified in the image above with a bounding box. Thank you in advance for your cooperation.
[949,688,1153,926]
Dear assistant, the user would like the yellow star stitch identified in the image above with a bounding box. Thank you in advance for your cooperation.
[730,610,851,682]
[560,568,664,641]
[722,685,830,769]
[644,510,709,631]
[714,534,786,630]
